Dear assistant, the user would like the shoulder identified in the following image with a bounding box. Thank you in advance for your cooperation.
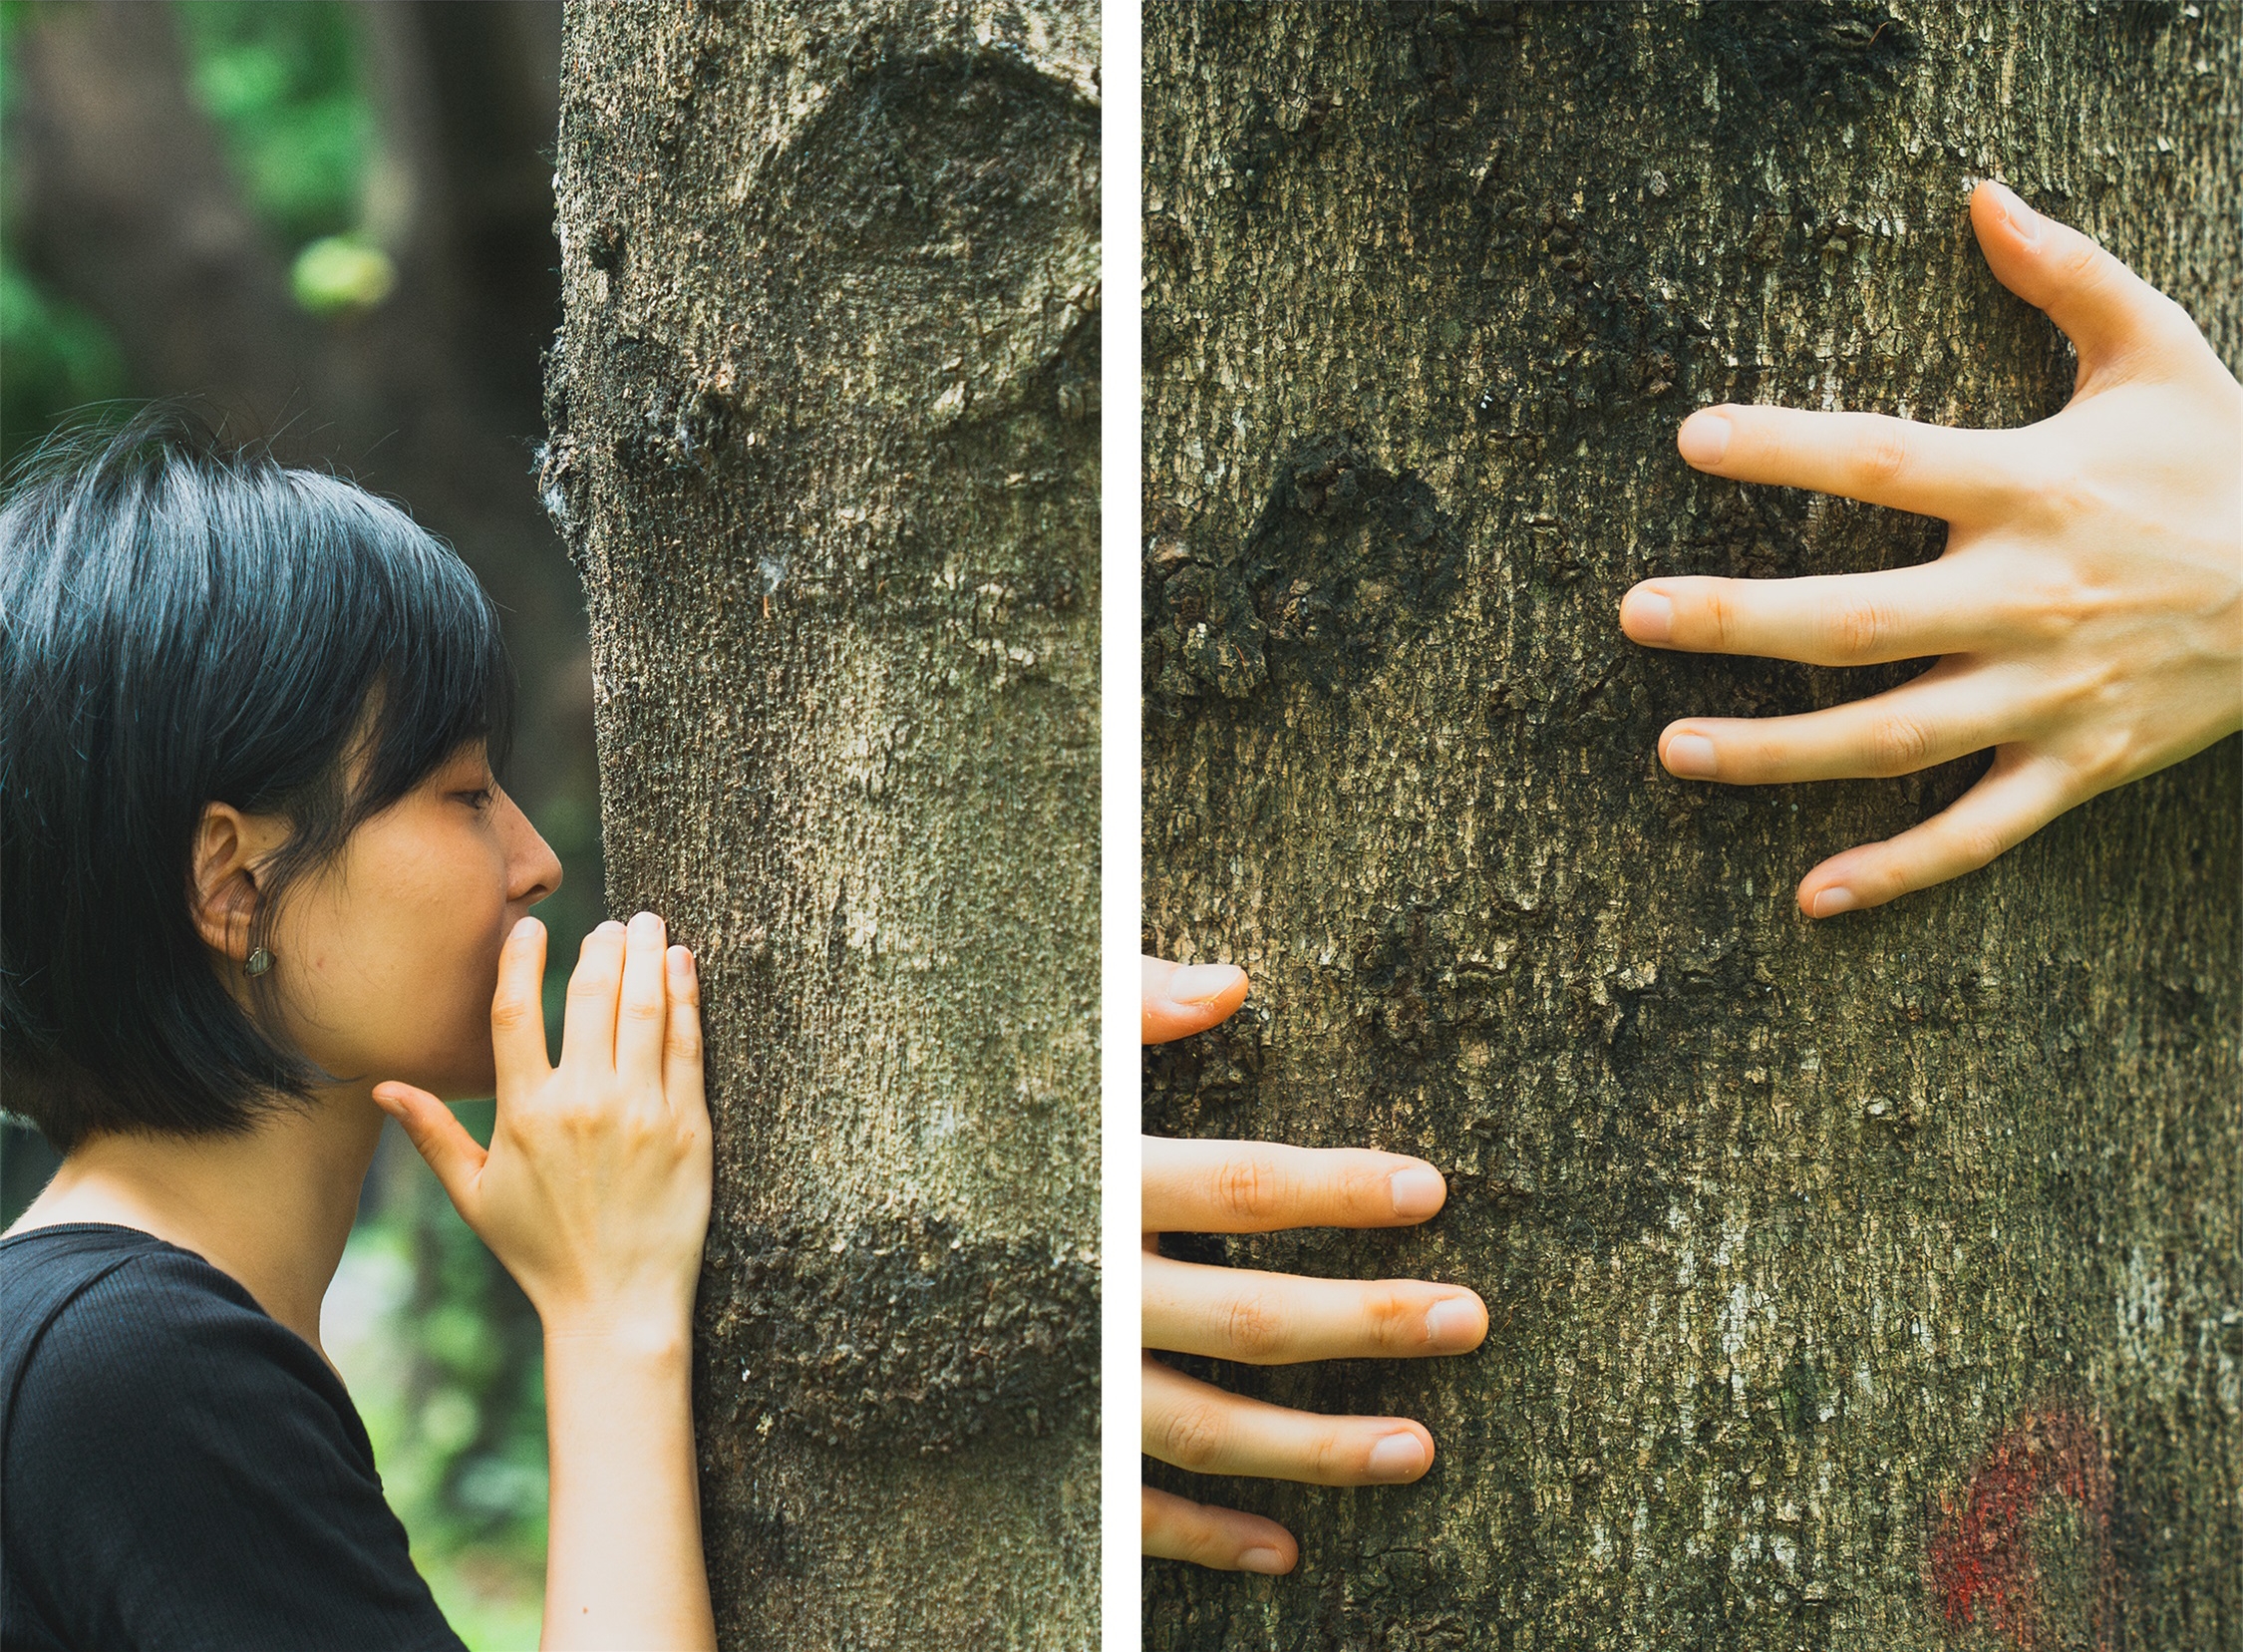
[1,1228,465,1650]
[4,1225,371,1487]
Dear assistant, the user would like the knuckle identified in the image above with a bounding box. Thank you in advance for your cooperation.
[1363,1285,1425,1351]
[1158,1400,1228,1472]
[1305,1424,1356,1482]
[1854,421,1910,487]
[1865,714,1935,775]
[490,994,535,1032]
[1827,601,1888,662]
[2055,234,2108,291]
[1213,1157,1286,1223]
[1702,586,1740,651]
[555,1099,604,1137]
[619,992,665,1025]
[1220,1289,1290,1361]
[1940,818,2010,874]
[667,1020,704,1062]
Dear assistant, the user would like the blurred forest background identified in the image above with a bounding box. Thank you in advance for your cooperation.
[2,4,593,1643]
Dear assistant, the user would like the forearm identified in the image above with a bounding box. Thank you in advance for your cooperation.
[539,1322,715,1652]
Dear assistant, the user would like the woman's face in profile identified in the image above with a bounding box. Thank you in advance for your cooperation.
[256,744,563,1102]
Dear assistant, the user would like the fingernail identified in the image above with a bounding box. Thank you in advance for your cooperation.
[1623,588,1674,643]
[1664,733,1719,779]
[1424,1297,1481,1349]
[1389,1165,1445,1218]
[1238,1545,1289,1574]
[511,916,538,941]
[598,919,626,936]
[1811,886,1859,918]
[1366,1433,1429,1482]
[1167,962,1243,1006]
[1989,180,2043,246]
[1677,410,1732,466]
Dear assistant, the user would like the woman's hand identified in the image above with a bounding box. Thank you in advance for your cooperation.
[376,910,718,1650]
[1141,955,1487,1576]
[372,910,713,1338]
[1621,178,2243,916]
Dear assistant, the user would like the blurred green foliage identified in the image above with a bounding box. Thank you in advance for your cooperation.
[2,7,557,1644]
[173,2,371,246]
[2,2,381,467]
[0,265,128,469]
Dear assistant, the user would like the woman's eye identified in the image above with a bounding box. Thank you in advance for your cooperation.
[458,788,495,811]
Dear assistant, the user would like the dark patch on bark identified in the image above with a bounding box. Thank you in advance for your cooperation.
[1693,5,1917,119]
[1143,433,1465,710]
[696,1215,1099,1456]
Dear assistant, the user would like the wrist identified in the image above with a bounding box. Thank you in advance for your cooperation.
[539,1306,695,1367]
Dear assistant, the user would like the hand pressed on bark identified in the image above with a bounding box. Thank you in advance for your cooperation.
[1621,177,2243,916]
[374,912,713,1336]
[375,910,717,1652]
[1141,955,1487,1576]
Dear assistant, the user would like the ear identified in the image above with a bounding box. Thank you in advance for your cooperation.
[190,804,281,962]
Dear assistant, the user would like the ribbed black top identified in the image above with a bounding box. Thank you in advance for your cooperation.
[0,1222,466,1651]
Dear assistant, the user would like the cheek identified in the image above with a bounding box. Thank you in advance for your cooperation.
[290,826,512,1076]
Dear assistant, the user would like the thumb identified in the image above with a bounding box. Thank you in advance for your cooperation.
[371,1083,488,1214]
[1969,178,2201,381]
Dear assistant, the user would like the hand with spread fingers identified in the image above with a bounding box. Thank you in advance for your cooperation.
[1141,955,1487,1576]
[1621,177,2242,917]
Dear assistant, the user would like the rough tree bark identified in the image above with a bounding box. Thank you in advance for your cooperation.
[541,3,1100,1647]
[1141,5,2239,1650]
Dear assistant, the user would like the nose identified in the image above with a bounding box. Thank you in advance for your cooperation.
[497,788,564,906]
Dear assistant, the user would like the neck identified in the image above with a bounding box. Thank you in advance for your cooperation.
[13,1085,386,1354]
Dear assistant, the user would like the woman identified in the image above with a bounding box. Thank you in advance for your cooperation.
[1140,181,2241,1572]
[1,409,715,1649]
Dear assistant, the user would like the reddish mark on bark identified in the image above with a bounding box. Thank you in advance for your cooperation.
[1926,1407,2115,1650]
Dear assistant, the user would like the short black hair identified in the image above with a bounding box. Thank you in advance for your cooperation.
[1,404,515,1153]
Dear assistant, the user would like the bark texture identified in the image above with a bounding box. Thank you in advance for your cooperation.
[1141,5,2240,1649]
[543,3,1099,1646]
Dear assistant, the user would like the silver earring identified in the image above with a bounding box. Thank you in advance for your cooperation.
[245,947,274,977]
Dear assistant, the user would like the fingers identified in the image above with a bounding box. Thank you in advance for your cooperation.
[558,919,626,1072]
[1143,954,1249,1044]
[661,944,706,1124]
[1655,659,2010,786]
[1142,1486,1297,1574]
[1796,746,2075,917]
[371,1082,488,1212]
[1144,1137,1448,1234]
[489,916,553,1091]
[613,911,669,1084]
[1143,1356,1436,1486]
[1619,564,2003,667]
[1672,403,2026,524]
[1143,1252,1488,1365]
[1969,179,2204,380]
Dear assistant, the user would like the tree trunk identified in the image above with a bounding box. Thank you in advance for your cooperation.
[542,3,1101,1646]
[1140,5,2239,1649]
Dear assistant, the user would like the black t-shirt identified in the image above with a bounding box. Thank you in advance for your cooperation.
[1,1223,468,1651]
